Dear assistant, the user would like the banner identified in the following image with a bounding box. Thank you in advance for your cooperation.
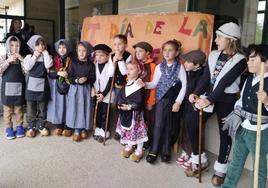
[81,12,214,61]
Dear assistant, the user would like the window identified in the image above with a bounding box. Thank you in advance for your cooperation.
[255,0,266,44]
[0,0,24,16]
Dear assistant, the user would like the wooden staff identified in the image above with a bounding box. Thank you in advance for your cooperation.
[103,62,117,146]
[198,108,203,183]
[93,80,100,134]
[253,62,265,188]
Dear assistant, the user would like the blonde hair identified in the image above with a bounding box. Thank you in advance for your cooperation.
[225,39,243,56]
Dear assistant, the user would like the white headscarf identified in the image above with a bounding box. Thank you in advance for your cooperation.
[5,36,20,55]
[27,35,42,51]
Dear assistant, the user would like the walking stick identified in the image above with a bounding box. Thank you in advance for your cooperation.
[198,108,203,183]
[93,80,100,134]
[253,62,265,188]
[103,62,117,146]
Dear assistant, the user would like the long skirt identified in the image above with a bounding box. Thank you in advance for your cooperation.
[66,84,92,130]
[116,111,148,145]
[47,79,67,124]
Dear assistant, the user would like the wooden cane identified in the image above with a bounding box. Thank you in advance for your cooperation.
[253,62,265,188]
[198,108,203,183]
[103,63,117,146]
[93,100,99,133]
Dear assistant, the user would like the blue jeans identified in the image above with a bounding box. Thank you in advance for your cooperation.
[222,126,268,188]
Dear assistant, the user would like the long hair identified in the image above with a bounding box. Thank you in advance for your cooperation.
[225,39,244,56]
[9,18,22,33]
[161,39,182,62]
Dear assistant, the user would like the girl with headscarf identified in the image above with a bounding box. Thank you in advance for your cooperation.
[66,41,95,142]
[47,39,72,137]
[22,35,53,137]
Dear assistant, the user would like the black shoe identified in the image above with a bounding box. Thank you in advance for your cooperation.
[161,154,171,163]
[114,132,121,141]
[98,136,104,143]
[146,153,157,164]
[143,141,150,150]
[93,135,99,141]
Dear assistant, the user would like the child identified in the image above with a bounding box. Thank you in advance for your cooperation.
[143,39,187,164]
[107,34,132,140]
[92,44,113,143]
[47,39,72,136]
[133,41,156,148]
[66,41,95,142]
[117,61,148,162]
[222,44,268,188]
[176,50,210,176]
[0,36,26,139]
[22,35,53,137]
[189,22,247,186]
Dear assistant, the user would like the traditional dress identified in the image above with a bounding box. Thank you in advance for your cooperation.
[116,80,148,145]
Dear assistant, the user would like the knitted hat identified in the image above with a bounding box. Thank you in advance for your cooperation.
[133,42,153,53]
[181,49,206,65]
[216,22,241,40]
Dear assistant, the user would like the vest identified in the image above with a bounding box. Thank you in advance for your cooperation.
[94,63,114,103]
[242,75,268,116]
[208,50,245,94]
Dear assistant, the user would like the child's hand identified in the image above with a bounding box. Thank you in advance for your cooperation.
[57,71,68,78]
[33,51,41,58]
[14,53,23,62]
[112,52,123,65]
[118,104,130,111]
[136,78,146,87]
[78,77,87,84]
[172,102,181,112]
[189,94,198,103]
[97,93,104,103]
[196,98,211,109]
[91,87,96,97]
[256,91,268,106]
[6,55,16,63]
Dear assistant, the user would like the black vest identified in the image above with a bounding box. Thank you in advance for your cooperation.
[111,51,131,87]
[1,62,26,105]
[25,60,50,102]
[242,75,268,116]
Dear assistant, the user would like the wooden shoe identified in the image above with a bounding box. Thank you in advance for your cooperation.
[81,130,89,139]
[121,148,133,158]
[39,127,49,136]
[184,162,210,177]
[26,129,36,137]
[55,128,63,136]
[130,152,144,162]
[211,174,225,186]
[73,134,81,142]
[62,129,72,137]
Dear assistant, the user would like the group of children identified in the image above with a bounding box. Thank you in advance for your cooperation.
[1,22,268,187]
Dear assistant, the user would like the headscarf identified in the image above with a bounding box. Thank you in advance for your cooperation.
[27,35,42,51]
[5,36,20,55]
[54,39,71,57]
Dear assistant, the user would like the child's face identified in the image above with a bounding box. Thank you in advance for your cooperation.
[127,63,140,80]
[77,44,87,60]
[35,43,45,53]
[135,47,149,61]
[247,52,268,74]
[58,44,67,56]
[162,44,178,62]
[215,34,230,52]
[184,61,200,71]
[9,41,20,54]
[113,38,127,54]
[95,51,109,64]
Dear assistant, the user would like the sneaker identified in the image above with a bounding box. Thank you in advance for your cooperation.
[38,126,49,136]
[15,125,25,138]
[6,127,16,140]
[176,151,190,165]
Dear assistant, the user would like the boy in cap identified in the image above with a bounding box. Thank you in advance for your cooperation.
[175,49,210,176]
[133,41,156,149]
[222,44,268,188]
[92,44,113,143]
